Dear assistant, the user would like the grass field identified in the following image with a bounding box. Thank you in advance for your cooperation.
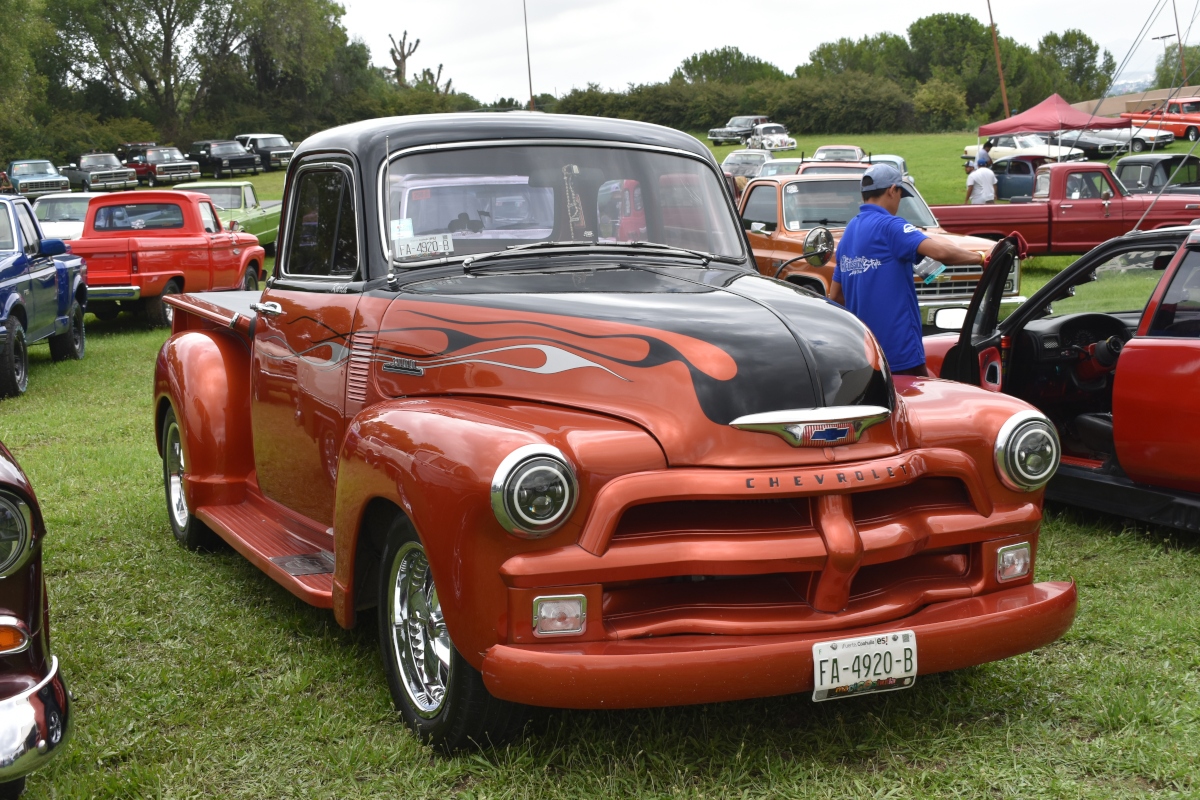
[4,141,1196,798]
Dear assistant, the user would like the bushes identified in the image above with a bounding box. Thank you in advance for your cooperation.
[913,79,969,131]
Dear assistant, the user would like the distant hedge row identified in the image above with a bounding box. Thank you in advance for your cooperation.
[557,73,932,136]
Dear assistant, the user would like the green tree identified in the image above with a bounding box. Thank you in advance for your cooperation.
[802,33,913,88]
[907,13,997,111]
[0,0,47,118]
[913,78,968,130]
[1154,44,1200,88]
[1037,29,1115,101]
[671,46,786,84]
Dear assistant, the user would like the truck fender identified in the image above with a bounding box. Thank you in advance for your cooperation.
[154,329,253,509]
[0,294,25,327]
[239,245,266,281]
[71,267,87,309]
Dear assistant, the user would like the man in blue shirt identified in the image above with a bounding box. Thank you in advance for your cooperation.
[830,164,989,377]
[975,140,994,168]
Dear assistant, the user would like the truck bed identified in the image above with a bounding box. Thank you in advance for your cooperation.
[933,202,1052,255]
[166,291,261,338]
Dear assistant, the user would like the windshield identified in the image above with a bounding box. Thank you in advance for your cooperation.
[147,148,186,163]
[798,165,868,175]
[782,180,937,230]
[34,198,89,222]
[759,162,801,176]
[759,125,786,135]
[210,143,245,156]
[1014,135,1046,149]
[187,186,241,209]
[725,153,765,165]
[256,136,290,149]
[384,144,744,264]
[80,154,121,168]
[814,148,858,161]
[728,117,756,127]
[12,162,56,176]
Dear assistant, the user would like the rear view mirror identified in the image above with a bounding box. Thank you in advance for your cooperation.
[803,226,834,267]
[1101,189,1113,201]
[933,307,968,331]
[229,220,242,232]
[749,222,766,233]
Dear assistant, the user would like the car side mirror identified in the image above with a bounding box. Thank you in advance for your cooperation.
[69,163,77,169]
[749,221,767,233]
[802,226,834,267]
[38,239,67,257]
[229,220,242,232]
[1153,254,1172,270]
[1101,189,1112,201]
[933,307,968,331]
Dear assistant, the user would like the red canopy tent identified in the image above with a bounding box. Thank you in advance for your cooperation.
[978,93,1130,136]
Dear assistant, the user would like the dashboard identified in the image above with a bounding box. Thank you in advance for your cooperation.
[1020,313,1134,363]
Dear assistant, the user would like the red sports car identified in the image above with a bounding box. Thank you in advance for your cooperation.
[925,228,1200,531]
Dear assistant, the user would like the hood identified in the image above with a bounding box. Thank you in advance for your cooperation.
[39,221,83,240]
[374,264,897,467]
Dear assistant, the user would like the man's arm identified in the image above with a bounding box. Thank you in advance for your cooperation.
[829,280,844,305]
[917,235,987,267]
[965,183,974,204]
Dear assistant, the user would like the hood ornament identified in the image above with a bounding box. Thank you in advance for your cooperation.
[729,406,890,447]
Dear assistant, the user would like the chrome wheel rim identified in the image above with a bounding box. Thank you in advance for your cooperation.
[165,421,189,529]
[13,334,25,391]
[163,300,174,326]
[72,309,84,353]
[388,541,451,718]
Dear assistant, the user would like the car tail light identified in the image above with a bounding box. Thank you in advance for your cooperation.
[533,595,586,636]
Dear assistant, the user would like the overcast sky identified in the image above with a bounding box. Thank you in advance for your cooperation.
[341,0,1180,104]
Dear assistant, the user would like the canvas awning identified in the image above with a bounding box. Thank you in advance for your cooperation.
[979,93,1130,136]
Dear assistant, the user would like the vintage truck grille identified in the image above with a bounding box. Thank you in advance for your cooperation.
[20,179,66,192]
[599,477,980,638]
[158,164,193,176]
[92,170,125,183]
[914,261,1020,300]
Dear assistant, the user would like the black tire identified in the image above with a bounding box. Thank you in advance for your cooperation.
[377,518,525,752]
[147,173,158,188]
[81,180,91,192]
[0,317,28,399]
[241,265,257,291]
[0,777,25,799]
[1188,127,1199,143]
[48,301,85,362]
[143,280,181,329]
[160,406,220,550]
[213,166,223,179]
[1130,138,1146,153]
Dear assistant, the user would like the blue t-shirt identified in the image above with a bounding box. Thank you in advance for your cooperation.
[834,204,929,371]
[975,149,992,167]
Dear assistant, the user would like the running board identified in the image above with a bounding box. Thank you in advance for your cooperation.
[196,492,335,608]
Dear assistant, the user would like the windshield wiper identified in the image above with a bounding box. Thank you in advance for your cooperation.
[461,240,741,272]
[801,218,847,225]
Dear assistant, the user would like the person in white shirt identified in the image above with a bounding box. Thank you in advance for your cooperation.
[965,161,997,204]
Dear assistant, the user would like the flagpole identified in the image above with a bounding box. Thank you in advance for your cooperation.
[523,0,535,110]
[986,0,1011,117]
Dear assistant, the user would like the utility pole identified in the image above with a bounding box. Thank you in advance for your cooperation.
[986,0,1010,117]
[1173,0,1188,87]
[523,0,535,110]
[1155,33,1182,86]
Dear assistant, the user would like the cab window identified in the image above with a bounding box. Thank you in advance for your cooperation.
[1048,250,1168,317]
[14,204,40,256]
[1167,160,1200,185]
[1033,171,1051,197]
[198,203,220,233]
[0,209,14,251]
[284,167,358,278]
[1149,250,1200,337]
[740,185,777,232]
[1063,172,1113,200]
[243,185,257,209]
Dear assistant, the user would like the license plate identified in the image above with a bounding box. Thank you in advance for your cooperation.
[812,630,917,702]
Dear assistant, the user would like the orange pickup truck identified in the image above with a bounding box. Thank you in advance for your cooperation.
[68,190,265,326]
[1121,97,1200,143]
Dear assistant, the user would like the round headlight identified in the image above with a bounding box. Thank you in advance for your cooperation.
[491,445,578,538]
[0,494,31,575]
[995,411,1060,492]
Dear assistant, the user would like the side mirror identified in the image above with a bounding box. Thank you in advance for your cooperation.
[229,220,242,232]
[69,163,77,169]
[38,239,67,257]
[1153,254,1172,270]
[1101,189,1112,201]
[802,226,834,267]
[933,307,968,331]
[749,221,767,233]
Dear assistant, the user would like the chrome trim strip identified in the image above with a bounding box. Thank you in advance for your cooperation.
[87,285,141,300]
[730,405,891,448]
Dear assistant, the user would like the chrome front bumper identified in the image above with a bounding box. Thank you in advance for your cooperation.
[155,172,200,183]
[0,656,70,782]
[88,286,141,301]
[92,180,139,191]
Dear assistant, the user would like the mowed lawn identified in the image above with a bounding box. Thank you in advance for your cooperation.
[1,142,1197,798]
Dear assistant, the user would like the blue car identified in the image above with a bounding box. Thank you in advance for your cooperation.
[0,195,86,397]
[991,154,1052,201]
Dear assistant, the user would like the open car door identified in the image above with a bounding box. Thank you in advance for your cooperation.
[939,236,1021,391]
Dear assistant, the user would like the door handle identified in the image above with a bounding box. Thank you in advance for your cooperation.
[1060,204,1073,208]
[250,301,282,316]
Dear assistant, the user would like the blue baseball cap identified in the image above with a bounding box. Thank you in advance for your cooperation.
[861,163,914,198]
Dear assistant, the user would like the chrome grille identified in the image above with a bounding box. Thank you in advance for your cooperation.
[21,179,65,192]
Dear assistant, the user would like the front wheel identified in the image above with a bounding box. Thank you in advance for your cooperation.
[0,317,28,398]
[160,406,220,550]
[49,302,85,361]
[213,166,222,179]
[377,519,524,752]
[1130,138,1146,153]
[147,173,158,187]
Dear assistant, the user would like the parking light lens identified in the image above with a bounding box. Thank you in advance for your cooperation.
[533,595,586,636]
[997,542,1032,582]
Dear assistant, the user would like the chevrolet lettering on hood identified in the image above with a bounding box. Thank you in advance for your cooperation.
[154,112,1077,753]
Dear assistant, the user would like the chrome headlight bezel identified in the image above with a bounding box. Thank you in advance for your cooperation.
[491,444,579,539]
[0,493,33,578]
[994,411,1061,492]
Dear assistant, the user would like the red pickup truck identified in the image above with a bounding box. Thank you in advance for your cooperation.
[1121,97,1200,142]
[934,162,1200,255]
[69,191,265,326]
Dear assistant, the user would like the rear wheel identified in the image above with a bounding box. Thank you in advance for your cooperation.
[160,406,220,550]
[378,518,524,752]
[242,265,258,291]
[0,317,28,398]
[143,279,181,328]
[1130,138,1146,153]
[1188,127,1199,143]
[48,301,85,361]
